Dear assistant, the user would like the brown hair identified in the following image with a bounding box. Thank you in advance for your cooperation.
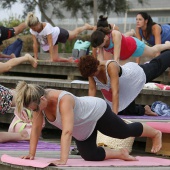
[78,55,99,78]
[91,27,111,48]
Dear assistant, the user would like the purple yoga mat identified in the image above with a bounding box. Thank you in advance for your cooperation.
[0,140,62,151]
[119,115,170,120]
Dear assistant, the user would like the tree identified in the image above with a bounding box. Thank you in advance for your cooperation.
[0,0,145,26]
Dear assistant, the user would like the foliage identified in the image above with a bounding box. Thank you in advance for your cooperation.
[0,15,30,35]
[0,0,145,26]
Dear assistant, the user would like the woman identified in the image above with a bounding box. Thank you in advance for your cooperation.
[25,12,94,62]
[0,53,37,142]
[15,81,161,165]
[78,50,170,115]
[93,15,135,60]
[91,27,170,63]
[136,12,170,63]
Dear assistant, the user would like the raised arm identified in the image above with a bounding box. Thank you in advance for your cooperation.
[88,77,97,96]
[107,62,120,114]
[111,30,122,62]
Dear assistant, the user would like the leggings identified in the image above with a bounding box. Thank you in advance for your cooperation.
[75,105,143,161]
[139,50,170,83]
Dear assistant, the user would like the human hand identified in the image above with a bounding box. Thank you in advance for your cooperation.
[20,154,34,160]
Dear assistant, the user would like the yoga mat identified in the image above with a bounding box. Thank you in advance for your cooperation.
[0,140,62,151]
[1,154,170,168]
[120,115,170,120]
[146,122,170,133]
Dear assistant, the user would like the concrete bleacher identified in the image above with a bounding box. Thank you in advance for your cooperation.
[0,53,170,127]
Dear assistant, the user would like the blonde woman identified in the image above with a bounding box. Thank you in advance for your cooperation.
[15,81,161,165]
[25,12,94,62]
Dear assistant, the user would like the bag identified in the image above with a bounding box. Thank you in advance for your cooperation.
[8,108,45,137]
[96,119,135,152]
[72,40,91,59]
[3,38,23,57]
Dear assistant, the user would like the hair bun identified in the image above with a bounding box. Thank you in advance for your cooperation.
[99,15,108,21]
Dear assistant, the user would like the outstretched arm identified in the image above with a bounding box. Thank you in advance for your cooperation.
[32,35,39,60]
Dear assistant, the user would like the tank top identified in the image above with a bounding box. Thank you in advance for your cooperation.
[93,60,146,112]
[139,24,170,46]
[104,33,137,60]
[44,91,107,141]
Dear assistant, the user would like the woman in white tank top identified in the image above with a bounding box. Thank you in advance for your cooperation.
[14,81,162,165]
[78,50,170,115]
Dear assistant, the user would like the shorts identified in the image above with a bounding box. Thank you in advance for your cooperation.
[0,26,15,45]
[0,85,13,114]
[132,37,145,57]
[55,27,69,44]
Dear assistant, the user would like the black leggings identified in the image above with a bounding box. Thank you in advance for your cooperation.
[75,105,143,161]
[140,50,170,83]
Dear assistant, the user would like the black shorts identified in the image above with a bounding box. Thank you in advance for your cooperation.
[55,27,69,44]
[0,26,15,45]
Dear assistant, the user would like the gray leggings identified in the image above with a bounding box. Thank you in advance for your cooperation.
[75,104,143,161]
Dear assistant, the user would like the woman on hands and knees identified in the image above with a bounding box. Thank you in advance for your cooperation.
[15,81,161,165]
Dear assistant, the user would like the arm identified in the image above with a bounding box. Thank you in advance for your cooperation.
[32,35,39,60]
[112,30,122,62]
[92,47,97,58]
[47,33,54,61]
[52,95,74,165]
[22,111,43,159]
[107,62,120,114]
[97,47,105,61]
[88,77,97,96]
[152,24,162,45]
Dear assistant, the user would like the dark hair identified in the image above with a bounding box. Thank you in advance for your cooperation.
[137,12,156,40]
[78,55,99,78]
[97,15,112,29]
[90,27,111,48]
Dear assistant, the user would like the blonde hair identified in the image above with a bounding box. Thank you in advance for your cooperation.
[15,81,45,113]
[25,12,40,27]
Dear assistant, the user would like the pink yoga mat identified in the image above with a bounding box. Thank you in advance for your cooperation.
[1,154,170,168]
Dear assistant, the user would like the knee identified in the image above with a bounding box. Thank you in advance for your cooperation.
[80,147,105,161]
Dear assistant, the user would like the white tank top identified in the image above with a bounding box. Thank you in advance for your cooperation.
[94,60,146,112]
[44,91,107,141]
[30,23,60,51]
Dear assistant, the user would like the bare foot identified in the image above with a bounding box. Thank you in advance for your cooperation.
[144,105,158,116]
[10,53,16,58]
[151,130,162,153]
[25,53,37,68]
[84,23,94,30]
[118,148,137,161]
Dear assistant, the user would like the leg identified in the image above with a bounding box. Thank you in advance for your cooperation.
[68,23,94,40]
[0,53,37,73]
[13,22,27,35]
[75,128,136,161]
[0,53,16,59]
[139,50,170,82]
[0,131,29,143]
[97,105,161,153]
[142,42,170,58]
[140,123,162,153]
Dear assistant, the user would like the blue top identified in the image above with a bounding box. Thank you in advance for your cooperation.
[139,24,170,46]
